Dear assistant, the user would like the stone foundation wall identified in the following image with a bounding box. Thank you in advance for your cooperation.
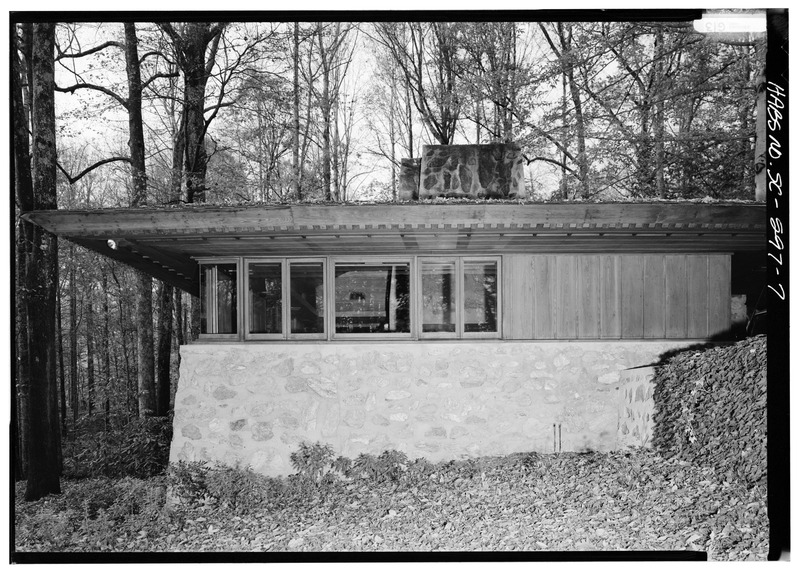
[616,366,657,449]
[170,341,695,477]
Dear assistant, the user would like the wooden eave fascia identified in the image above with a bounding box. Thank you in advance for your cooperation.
[21,203,766,295]
[22,202,767,237]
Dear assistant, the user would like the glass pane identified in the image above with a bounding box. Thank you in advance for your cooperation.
[335,263,410,333]
[421,261,456,333]
[463,261,498,333]
[200,266,211,334]
[216,264,237,334]
[290,262,325,334]
[249,263,282,334]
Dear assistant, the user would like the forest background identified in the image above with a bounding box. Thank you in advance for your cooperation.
[12,15,766,500]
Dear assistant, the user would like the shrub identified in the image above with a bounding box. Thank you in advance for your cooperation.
[63,416,172,479]
[61,477,121,519]
[347,450,409,483]
[205,466,276,512]
[167,461,212,506]
[290,441,335,482]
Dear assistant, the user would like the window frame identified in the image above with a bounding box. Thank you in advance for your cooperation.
[197,257,242,341]
[329,256,415,340]
[416,256,502,339]
[244,258,287,341]
[460,256,502,339]
[195,254,501,341]
[287,258,328,340]
[417,257,460,339]
[243,257,328,340]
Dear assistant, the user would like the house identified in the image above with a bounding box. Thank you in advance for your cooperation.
[24,144,767,476]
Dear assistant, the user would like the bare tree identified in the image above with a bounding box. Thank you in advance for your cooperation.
[14,21,63,500]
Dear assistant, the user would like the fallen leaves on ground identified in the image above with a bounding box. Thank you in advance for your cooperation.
[14,449,768,560]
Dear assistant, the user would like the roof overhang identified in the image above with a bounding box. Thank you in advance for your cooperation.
[23,202,767,296]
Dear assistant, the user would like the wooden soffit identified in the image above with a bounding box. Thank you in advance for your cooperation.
[23,202,767,296]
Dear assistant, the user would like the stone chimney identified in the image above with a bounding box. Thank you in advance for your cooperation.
[398,158,421,201]
[398,143,527,201]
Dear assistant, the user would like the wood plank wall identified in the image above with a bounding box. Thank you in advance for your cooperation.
[502,254,731,340]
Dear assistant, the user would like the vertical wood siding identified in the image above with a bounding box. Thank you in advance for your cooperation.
[507,253,731,340]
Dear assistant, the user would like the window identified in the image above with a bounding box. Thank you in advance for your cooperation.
[244,259,327,339]
[334,261,411,335]
[418,257,500,338]
[290,261,325,335]
[420,260,456,334]
[248,262,283,336]
[200,262,238,336]
[198,256,499,340]
[463,260,499,334]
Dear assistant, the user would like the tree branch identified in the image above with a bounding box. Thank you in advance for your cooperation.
[55,40,123,61]
[141,71,180,92]
[55,82,129,109]
[58,156,132,185]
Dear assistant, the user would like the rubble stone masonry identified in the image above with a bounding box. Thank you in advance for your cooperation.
[170,340,697,477]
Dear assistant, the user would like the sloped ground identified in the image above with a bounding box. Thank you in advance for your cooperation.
[653,335,767,487]
[14,449,767,560]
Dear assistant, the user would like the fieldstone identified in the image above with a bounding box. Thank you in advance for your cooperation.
[181,424,202,440]
[372,414,390,426]
[449,426,469,439]
[465,415,487,425]
[213,386,237,400]
[365,392,377,411]
[181,394,198,406]
[344,393,365,407]
[299,362,321,376]
[529,370,554,379]
[230,419,247,431]
[425,426,447,438]
[415,442,440,453]
[249,449,274,471]
[208,418,224,433]
[390,413,408,422]
[460,380,484,388]
[249,402,273,417]
[177,441,195,462]
[229,434,244,449]
[270,358,294,377]
[307,376,337,398]
[278,414,300,429]
[285,376,308,393]
[385,390,411,401]
[553,354,570,368]
[343,409,366,428]
[252,422,274,441]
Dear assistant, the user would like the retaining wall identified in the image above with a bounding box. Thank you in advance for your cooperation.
[170,341,696,477]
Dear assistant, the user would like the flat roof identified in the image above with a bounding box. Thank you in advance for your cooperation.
[23,202,766,295]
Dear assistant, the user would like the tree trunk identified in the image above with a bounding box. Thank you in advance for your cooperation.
[69,246,78,429]
[86,296,95,416]
[293,22,301,200]
[21,22,61,500]
[155,282,173,416]
[560,24,589,199]
[653,26,666,198]
[56,285,67,435]
[124,24,157,417]
[102,272,112,430]
[136,274,155,416]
